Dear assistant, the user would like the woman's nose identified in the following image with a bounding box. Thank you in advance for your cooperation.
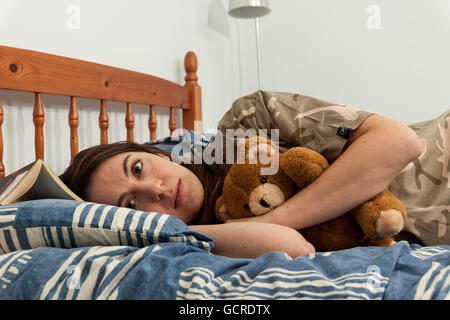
[138,179,163,201]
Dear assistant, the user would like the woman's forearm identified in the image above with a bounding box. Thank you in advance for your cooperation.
[264,115,423,230]
[189,222,315,259]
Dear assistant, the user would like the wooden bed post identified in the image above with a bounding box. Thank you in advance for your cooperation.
[183,52,202,132]
[33,92,45,160]
[148,105,156,141]
[169,107,177,136]
[99,99,109,144]
[125,102,134,142]
[69,96,79,163]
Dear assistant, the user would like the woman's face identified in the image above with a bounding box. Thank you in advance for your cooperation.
[86,151,204,224]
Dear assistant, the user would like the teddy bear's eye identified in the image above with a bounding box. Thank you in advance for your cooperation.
[260,177,267,184]
[244,204,250,209]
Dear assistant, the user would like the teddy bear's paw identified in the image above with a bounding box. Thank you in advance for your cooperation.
[376,209,405,238]
[217,203,231,222]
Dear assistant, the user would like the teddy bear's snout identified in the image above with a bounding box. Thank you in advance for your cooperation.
[249,183,285,215]
[259,199,270,208]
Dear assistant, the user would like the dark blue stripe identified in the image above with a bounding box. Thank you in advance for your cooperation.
[147,214,159,242]
[46,227,55,247]
[118,231,122,245]
[16,229,31,250]
[91,259,111,298]
[135,232,144,247]
[89,205,105,229]
[134,212,148,234]
[102,207,118,230]
[0,222,15,228]
[3,229,16,252]
[77,204,92,228]
[68,228,77,248]
[57,227,67,248]
[41,228,49,247]
[125,231,133,246]
[123,211,134,231]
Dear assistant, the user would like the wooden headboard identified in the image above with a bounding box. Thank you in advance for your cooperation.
[0,45,202,178]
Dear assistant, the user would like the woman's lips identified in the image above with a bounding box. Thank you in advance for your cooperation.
[174,179,183,209]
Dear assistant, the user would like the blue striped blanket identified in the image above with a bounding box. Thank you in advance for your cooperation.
[0,200,449,299]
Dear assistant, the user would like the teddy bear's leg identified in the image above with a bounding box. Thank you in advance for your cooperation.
[215,196,233,223]
[367,238,396,247]
[352,189,407,240]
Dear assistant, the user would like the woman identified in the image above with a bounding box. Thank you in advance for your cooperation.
[60,91,443,258]
[59,141,315,259]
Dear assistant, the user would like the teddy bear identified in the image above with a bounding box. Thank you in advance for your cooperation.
[214,136,408,252]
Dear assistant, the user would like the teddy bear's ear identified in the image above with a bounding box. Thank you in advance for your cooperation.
[215,196,232,223]
[240,136,276,163]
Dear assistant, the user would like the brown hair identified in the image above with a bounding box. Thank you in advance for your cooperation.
[59,141,230,225]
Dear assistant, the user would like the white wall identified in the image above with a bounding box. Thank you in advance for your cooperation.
[0,0,240,175]
[237,0,450,124]
[1,0,449,175]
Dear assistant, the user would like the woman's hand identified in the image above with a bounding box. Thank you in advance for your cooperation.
[189,222,314,259]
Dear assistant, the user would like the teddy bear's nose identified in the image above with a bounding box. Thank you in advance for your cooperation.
[259,199,270,208]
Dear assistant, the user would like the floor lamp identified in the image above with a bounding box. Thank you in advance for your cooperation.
[228,0,271,90]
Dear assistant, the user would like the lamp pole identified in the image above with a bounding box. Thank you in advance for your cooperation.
[228,0,270,91]
[255,17,262,90]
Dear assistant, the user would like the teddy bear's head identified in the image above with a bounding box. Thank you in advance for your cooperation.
[215,136,297,222]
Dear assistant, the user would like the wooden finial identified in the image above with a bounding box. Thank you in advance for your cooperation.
[183,51,202,132]
[184,51,198,84]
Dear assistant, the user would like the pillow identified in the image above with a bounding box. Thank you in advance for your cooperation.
[144,130,215,163]
[0,199,213,254]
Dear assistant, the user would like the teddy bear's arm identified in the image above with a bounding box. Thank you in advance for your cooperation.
[279,147,330,189]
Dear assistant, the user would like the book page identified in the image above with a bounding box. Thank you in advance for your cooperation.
[18,166,80,201]
[0,170,28,202]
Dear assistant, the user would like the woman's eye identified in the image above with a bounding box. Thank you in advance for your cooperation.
[127,199,136,209]
[132,160,143,177]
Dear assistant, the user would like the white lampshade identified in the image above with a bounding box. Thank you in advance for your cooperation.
[228,0,271,19]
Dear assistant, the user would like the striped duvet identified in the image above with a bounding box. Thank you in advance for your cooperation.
[0,200,449,300]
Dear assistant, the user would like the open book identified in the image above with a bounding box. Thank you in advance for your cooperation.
[0,159,82,205]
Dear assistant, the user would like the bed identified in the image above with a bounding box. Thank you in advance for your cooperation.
[0,45,449,301]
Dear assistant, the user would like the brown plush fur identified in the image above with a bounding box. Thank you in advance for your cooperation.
[215,136,408,252]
